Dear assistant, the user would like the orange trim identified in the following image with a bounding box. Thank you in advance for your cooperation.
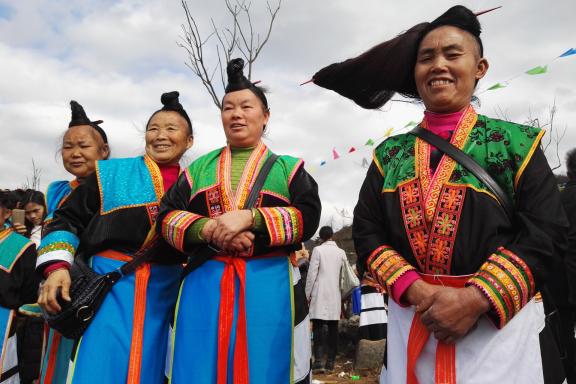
[420,273,470,288]
[406,313,430,384]
[406,274,470,383]
[44,332,62,383]
[126,264,151,384]
[435,342,456,384]
[98,249,132,263]
[215,256,250,384]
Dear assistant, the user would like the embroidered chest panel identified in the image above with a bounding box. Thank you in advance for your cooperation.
[188,144,299,218]
[399,180,466,274]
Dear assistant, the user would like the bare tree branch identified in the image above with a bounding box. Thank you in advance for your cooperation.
[178,0,282,109]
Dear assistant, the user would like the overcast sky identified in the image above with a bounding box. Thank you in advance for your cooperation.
[0,0,574,229]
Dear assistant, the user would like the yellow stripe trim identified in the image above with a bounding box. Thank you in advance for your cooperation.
[514,129,545,189]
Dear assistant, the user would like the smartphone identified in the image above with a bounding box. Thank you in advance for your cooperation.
[12,208,25,226]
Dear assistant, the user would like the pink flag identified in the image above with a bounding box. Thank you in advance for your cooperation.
[348,147,356,153]
[332,148,340,160]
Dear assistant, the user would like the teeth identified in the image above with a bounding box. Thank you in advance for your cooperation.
[430,79,452,86]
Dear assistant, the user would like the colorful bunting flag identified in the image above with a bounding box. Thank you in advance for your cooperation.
[404,121,418,128]
[559,48,576,58]
[384,128,394,137]
[365,139,375,146]
[525,65,547,75]
[487,82,506,90]
[320,160,326,166]
[332,148,340,160]
[361,158,369,168]
[348,147,356,153]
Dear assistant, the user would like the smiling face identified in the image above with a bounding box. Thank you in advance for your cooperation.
[414,25,489,113]
[62,125,110,179]
[145,111,193,165]
[221,89,270,148]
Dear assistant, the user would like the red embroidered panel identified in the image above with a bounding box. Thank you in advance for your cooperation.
[425,185,466,274]
[205,186,224,218]
[399,180,429,271]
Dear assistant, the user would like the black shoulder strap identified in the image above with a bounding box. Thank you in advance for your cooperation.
[243,154,279,209]
[180,153,279,280]
[410,126,514,220]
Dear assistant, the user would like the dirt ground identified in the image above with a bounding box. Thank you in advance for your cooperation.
[311,357,381,384]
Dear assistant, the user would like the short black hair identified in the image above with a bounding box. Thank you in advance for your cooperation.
[567,148,576,179]
[319,226,333,241]
[0,190,17,210]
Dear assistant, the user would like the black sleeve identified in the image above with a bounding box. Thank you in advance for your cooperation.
[42,173,101,241]
[0,244,39,308]
[509,147,569,288]
[561,188,576,305]
[156,172,195,232]
[288,167,322,242]
[352,162,394,276]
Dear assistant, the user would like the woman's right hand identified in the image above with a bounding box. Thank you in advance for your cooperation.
[38,269,72,314]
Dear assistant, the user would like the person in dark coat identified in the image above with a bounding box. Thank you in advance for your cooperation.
[558,148,576,383]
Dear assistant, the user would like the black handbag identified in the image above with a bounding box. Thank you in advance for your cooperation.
[41,234,158,339]
[181,154,279,279]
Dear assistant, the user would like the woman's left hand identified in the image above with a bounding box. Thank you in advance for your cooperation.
[212,210,253,250]
[418,286,490,344]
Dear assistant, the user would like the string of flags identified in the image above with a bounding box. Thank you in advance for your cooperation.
[480,48,575,93]
[307,47,575,173]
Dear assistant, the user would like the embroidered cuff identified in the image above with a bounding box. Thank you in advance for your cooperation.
[161,210,204,252]
[391,270,422,306]
[467,247,535,328]
[257,207,304,246]
[366,245,417,294]
[36,251,74,270]
[37,231,79,270]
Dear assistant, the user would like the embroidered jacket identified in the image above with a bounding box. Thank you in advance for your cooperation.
[157,142,321,257]
[354,107,568,328]
[37,156,185,271]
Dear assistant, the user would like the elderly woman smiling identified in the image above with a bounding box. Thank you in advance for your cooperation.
[312,5,567,384]
[37,92,192,384]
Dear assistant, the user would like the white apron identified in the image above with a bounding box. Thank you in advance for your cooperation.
[381,274,547,384]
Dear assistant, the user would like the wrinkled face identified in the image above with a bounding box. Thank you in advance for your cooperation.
[221,89,269,148]
[24,202,45,226]
[62,125,110,179]
[0,206,10,228]
[145,111,193,165]
[414,25,489,113]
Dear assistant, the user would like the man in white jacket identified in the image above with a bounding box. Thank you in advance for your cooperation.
[306,226,348,372]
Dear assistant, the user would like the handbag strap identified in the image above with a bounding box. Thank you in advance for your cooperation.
[410,126,514,220]
[116,228,160,276]
[181,153,279,279]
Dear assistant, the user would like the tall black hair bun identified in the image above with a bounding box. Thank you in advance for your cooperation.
[161,91,182,109]
[69,100,91,127]
[431,5,481,37]
[227,58,246,83]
